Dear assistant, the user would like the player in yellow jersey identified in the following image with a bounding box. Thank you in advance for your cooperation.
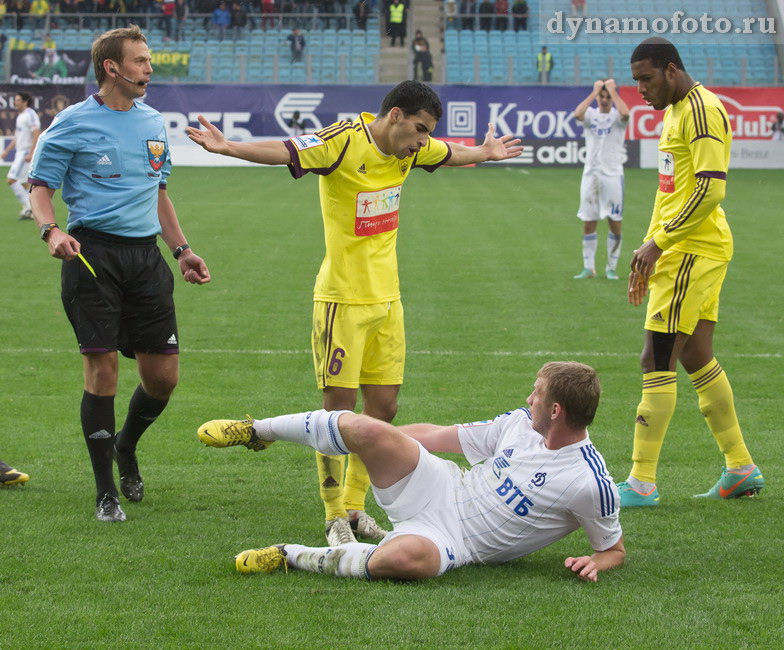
[617,38,764,507]
[187,81,523,540]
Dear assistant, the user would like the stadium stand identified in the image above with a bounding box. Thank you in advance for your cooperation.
[444,0,780,86]
[0,5,381,84]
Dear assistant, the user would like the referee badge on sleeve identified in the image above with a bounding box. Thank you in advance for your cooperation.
[147,140,166,172]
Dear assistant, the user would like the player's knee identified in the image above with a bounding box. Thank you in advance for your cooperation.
[374,538,440,580]
[342,414,390,449]
[6,177,16,186]
[651,332,677,372]
[366,400,397,423]
[139,367,179,399]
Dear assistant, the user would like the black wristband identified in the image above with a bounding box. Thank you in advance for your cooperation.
[173,244,191,259]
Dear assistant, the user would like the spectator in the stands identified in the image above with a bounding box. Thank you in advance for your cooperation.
[494,0,508,31]
[287,26,305,62]
[478,0,493,32]
[231,0,247,38]
[211,0,232,40]
[459,0,475,31]
[512,0,527,31]
[174,0,188,40]
[353,0,368,30]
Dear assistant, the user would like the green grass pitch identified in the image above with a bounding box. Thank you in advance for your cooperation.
[1,166,782,646]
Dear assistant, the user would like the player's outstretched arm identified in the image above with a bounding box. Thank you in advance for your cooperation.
[445,123,523,166]
[186,114,292,166]
[396,424,464,454]
[564,537,625,582]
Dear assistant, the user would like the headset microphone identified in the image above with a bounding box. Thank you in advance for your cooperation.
[111,68,147,87]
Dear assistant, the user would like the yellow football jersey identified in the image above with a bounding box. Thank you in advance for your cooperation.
[284,112,451,304]
[647,84,733,262]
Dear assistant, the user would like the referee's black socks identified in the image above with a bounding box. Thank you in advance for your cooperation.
[115,384,169,455]
[81,391,117,499]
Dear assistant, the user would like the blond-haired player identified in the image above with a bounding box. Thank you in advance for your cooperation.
[187,81,522,545]
[197,362,625,583]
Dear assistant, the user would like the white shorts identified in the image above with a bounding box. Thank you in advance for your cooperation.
[373,442,471,576]
[7,150,30,182]
[577,173,624,222]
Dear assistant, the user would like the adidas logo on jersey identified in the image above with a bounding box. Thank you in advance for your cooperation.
[651,312,664,322]
[98,154,113,165]
[357,163,367,174]
[167,334,178,344]
[503,448,514,458]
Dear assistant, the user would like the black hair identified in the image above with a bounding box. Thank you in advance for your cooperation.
[631,37,685,71]
[379,80,442,121]
[16,91,32,107]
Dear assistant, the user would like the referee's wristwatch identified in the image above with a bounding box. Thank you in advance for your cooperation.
[40,222,59,241]
[173,243,191,259]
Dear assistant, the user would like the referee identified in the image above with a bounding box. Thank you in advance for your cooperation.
[29,25,210,522]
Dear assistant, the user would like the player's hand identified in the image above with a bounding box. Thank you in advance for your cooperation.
[593,79,604,94]
[604,78,617,94]
[629,239,663,279]
[178,250,211,285]
[628,270,648,306]
[47,229,80,261]
[24,152,33,163]
[564,556,599,582]
[482,122,523,161]
[186,115,230,155]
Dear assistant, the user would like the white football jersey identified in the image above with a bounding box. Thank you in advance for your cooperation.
[15,107,41,153]
[578,106,627,176]
[455,408,621,565]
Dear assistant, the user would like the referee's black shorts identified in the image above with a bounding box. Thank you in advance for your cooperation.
[61,227,179,359]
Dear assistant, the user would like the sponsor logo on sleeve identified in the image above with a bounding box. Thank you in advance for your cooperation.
[292,134,325,151]
[658,150,674,193]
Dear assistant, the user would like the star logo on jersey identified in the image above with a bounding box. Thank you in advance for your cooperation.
[357,163,367,174]
[146,140,166,172]
[530,472,547,488]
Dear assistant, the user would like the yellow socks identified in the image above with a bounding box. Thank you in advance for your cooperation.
[630,371,678,484]
[343,453,371,512]
[689,359,753,469]
[316,452,347,520]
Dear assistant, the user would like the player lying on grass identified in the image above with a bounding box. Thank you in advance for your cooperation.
[198,362,626,582]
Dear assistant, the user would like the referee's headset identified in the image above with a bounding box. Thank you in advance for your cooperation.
[110,66,147,87]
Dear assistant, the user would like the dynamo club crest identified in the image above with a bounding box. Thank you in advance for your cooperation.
[146,139,166,172]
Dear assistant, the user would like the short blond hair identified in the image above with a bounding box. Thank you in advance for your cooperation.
[537,362,601,430]
[91,24,147,86]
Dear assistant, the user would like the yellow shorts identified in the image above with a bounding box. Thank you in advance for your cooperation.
[645,251,727,335]
[312,300,405,389]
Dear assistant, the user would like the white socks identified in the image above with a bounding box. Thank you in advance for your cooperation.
[581,233,598,270]
[252,409,351,455]
[10,181,30,209]
[284,542,377,579]
[607,232,622,271]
